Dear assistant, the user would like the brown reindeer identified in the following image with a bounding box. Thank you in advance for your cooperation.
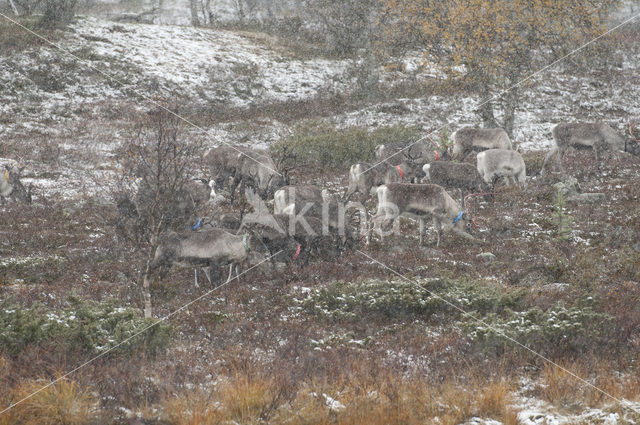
[541,121,638,175]
[372,183,479,246]
[452,127,512,160]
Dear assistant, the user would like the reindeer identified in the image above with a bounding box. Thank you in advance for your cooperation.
[344,161,416,205]
[145,228,267,288]
[476,149,527,189]
[372,183,479,246]
[240,212,341,266]
[204,146,284,202]
[375,142,444,168]
[237,149,285,198]
[541,121,638,175]
[422,161,490,206]
[343,161,416,241]
[132,177,212,236]
[204,146,245,192]
[452,127,512,160]
[274,185,329,215]
[0,163,32,202]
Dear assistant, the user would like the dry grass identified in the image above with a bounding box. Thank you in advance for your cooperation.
[159,370,524,425]
[163,391,224,425]
[475,379,520,424]
[537,360,640,411]
[0,377,97,425]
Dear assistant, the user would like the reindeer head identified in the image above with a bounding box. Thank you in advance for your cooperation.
[1,160,31,202]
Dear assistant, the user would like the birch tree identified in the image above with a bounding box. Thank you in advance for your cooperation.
[118,105,203,318]
[380,0,620,135]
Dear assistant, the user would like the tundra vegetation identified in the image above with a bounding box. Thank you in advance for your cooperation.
[1,1,640,424]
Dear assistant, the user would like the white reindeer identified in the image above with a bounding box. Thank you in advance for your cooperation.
[274,185,329,215]
[476,149,526,189]
[372,183,479,246]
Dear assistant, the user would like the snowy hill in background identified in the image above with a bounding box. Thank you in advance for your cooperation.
[0,11,638,200]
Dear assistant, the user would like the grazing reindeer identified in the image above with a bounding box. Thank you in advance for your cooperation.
[237,149,285,197]
[0,163,32,202]
[204,146,284,202]
[132,177,212,235]
[375,142,444,169]
[273,184,351,238]
[372,183,479,246]
[344,161,416,202]
[476,149,527,189]
[542,121,636,175]
[204,146,245,193]
[241,213,340,266]
[344,161,415,241]
[422,161,489,206]
[146,228,267,287]
[274,185,329,215]
[452,127,512,160]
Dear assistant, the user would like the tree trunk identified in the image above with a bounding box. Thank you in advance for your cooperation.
[502,88,518,138]
[478,99,499,129]
[142,240,159,318]
[8,0,20,16]
[142,271,153,318]
[235,0,244,23]
[501,71,521,138]
[190,0,200,26]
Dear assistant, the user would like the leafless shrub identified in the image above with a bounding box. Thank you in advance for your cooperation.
[116,103,205,317]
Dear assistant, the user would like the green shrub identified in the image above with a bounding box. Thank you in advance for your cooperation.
[0,255,65,285]
[297,278,524,322]
[549,189,574,241]
[271,121,421,172]
[0,296,172,357]
[463,298,614,356]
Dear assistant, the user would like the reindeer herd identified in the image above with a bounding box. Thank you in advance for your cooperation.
[140,120,639,289]
[2,121,638,292]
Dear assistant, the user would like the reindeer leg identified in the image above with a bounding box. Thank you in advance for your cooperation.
[363,206,370,245]
[204,267,213,286]
[432,217,441,247]
[226,264,233,283]
[194,269,200,288]
[419,217,425,246]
